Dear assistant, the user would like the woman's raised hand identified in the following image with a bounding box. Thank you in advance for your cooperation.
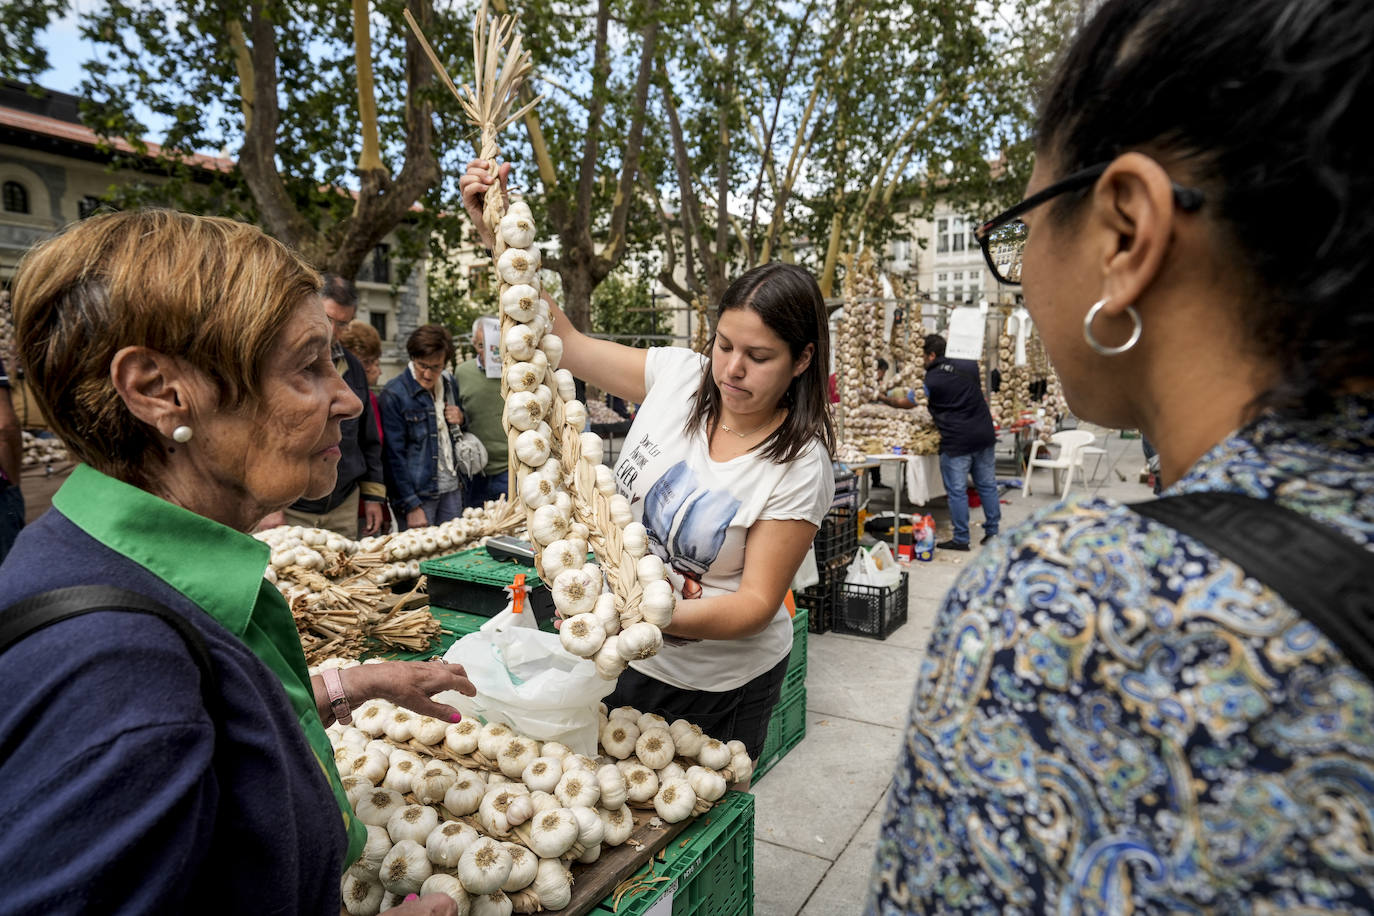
[458,159,511,250]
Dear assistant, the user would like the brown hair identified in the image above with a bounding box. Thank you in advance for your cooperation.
[11,209,320,487]
[338,319,382,362]
[407,324,455,364]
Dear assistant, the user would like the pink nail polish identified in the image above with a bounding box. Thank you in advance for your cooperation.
[404,893,419,901]
[449,712,462,723]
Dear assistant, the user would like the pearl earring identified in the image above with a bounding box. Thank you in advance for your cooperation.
[172,425,194,444]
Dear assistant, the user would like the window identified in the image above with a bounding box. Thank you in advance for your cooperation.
[936,218,949,254]
[936,272,947,282]
[369,311,388,341]
[953,285,963,303]
[891,238,911,262]
[368,243,392,285]
[78,196,102,219]
[953,271,963,281]
[951,217,965,252]
[937,286,948,301]
[2,181,30,214]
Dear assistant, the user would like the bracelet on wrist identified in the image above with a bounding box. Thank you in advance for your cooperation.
[322,667,352,726]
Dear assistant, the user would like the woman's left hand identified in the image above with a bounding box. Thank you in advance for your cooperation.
[444,404,463,427]
[339,660,478,723]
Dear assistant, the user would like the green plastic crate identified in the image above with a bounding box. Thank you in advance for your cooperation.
[782,609,807,695]
[752,685,806,784]
[590,791,754,916]
[421,546,557,625]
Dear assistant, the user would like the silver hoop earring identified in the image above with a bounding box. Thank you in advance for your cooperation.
[172,425,194,444]
[1083,298,1142,356]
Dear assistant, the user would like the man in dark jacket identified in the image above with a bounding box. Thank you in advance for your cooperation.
[258,275,386,536]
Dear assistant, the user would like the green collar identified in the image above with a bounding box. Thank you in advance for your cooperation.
[53,464,265,636]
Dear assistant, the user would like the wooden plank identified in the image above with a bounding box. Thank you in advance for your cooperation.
[565,809,692,916]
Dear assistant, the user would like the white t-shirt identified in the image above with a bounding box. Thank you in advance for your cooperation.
[614,347,835,691]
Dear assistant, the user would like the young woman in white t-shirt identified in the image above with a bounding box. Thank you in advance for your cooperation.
[462,162,836,758]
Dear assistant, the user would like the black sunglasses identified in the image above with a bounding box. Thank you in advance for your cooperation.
[974,162,1205,286]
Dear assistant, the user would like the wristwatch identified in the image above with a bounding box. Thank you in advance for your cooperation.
[322,667,352,725]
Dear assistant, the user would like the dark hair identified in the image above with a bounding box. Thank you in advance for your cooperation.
[1038,0,1374,416]
[407,324,455,363]
[876,357,889,372]
[686,262,835,463]
[320,273,358,310]
[923,334,947,359]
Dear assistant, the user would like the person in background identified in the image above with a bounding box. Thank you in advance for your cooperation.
[0,354,24,561]
[259,274,386,538]
[881,334,999,549]
[380,324,466,530]
[336,319,393,532]
[870,0,1374,910]
[0,209,466,914]
[456,315,510,505]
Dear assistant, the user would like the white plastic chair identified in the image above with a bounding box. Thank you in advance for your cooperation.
[1021,429,1098,499]
[1077,430,1110,483]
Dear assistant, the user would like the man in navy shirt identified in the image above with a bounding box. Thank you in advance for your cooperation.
[883,334,1000,550]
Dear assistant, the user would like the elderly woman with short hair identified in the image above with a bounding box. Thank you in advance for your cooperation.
[0,210,463,915]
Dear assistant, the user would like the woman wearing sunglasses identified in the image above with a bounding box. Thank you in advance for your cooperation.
[869,0,1374,911]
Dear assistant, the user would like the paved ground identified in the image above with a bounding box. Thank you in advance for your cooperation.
[750,425,1157,914]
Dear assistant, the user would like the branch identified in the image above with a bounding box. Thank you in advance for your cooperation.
[574,0,612,243]
[353,0,386,176]
[660,75,713,267]
[599,0,662,271]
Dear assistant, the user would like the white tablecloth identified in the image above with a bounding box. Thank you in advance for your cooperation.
[864,454,945,507]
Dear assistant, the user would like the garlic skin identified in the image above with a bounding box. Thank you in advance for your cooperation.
[600,719,640,760]
[341,775,375,809]
[502,323,538,362]
[413,762,457,805]
[505,793,534,828]
[555,769,601,808]
[521,756,564,794]
[497,247,541,285]
[593,593,621,636]
[635,727,677,770]
[636,554,666,585]
[563,399,587,431]
[594,464,617,497]
[640,579,675,628]
[343,751,388,785]
[419,873,471,910]
[499,212,537,249]
[349,823,394,879]
[541,741,573,761]
[342,872,385,915]
[426,819,479,868]
[552,569,600,618]
[532,859,573,910]
[697,738,732,771]
[558,612,606,658]
[609,493,635,528]
[479,785,528,836]
[382,756,422,794]
[443,770,487,816]
[609,705,641,723]
[505,361,543,393]
[670,719,706,758]
[658,761,686,782]
[529,503,569,546]
[596,763,629,809]
[599,804,635,847]
[687,765,728,803]
[498,736,541,780]
[356,788,406,827]
[445,719,482,756]
[518,471,556,510]
[594,635,627,680]
[478,722,515,760]
[471,891,513,916]
[726,739,748,757]
[729,751,755,785]
[653,777,697,824]
[383,709,416,743]
[570,804,605,848]
[621,522,649,559]
[526,807,579,859]
[380,839,433,896]
[637,712,669,732]
[622,762,659,804]
[504,391,544,431]
[501,842,538,893]
[528,790,560,814]
[579,432,604,466]
[458,836,514,896]
[387,805,439,847]
[354,701,389,737]
[539,333,563,368]
[617,622,664,661]
[539,538,586,583]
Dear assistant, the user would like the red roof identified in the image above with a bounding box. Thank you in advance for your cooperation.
[0,103,236,173]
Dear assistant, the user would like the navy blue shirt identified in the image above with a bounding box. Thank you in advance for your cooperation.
[922,357,996,457]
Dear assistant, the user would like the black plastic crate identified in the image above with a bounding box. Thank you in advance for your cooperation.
[834,571,908,640]
[795,574,841,634]
[421,547,558,626]
[814,501,860,568]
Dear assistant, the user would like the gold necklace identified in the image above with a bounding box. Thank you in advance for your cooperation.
[719,410,780,439]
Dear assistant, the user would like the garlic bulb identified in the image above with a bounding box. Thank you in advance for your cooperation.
[599,804,635,847]
[541,742,573,761]
[471,891,513,916]
[638,712,669,732]
[594,635,627,679]
[617,622,663,661]
[519,471,557,509]
[498,736,540,780]
[567,754,599,773]
[609,494,634,527]
[458,836,514,895]
[499,212,536,255]
[529,503,568,546]
[413,716,447,746]
[697,738,731,771]
[636,554,666,585]
[350,823,394,879]
[539,538,585,582]
[635,727,676,770]
[413,762,457,806]
[387,805,439,846]
[563,399,587,431]
[505,793,534,828]
[380,839,432,896]
[505,361,543,393]
[579,432,604,466]
[687,765,728,804]
[382,756,421,794]
[593,593,621,636]
[384,709,416,743]
[501,842,538,893]
[729,752,754,785]
[526,807,579,859]
[343,751,387,785]
[641,579,675,627]
[653,778,697,824]
[419,873,471,910]
[600,719,640,760]
[596,763,629,809]
[622,763,659,804]
[594,464,617,497]
[727,739,748,757]
[559,612,606,658]
[555,769,601,808]
[609,705,641,723]
[532,859,573,911]
[529,790,560,814]
[659,761,686,782]
[478,722,515,760]
[355,700,390,737]
[522,756,563,794]
[622,522,649,559]
[552,569,600,618]
[505,391,544,431]
[570,804,605,849]
[540,333,563,368]
[502,323,538,362]
[427,819,479,868]
[497,247,541,285]
[356,788,406,827]
[444,770,487,816]
[479,785,528,836]
[554,369,576,401]
[342,873,385,916]
[670,719,706,758]
[342,775,375,809]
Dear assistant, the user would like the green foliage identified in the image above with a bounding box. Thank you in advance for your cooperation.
[590,268,661,350]
[1,0,69,81]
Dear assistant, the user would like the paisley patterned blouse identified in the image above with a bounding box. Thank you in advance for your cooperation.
[868,396,1374,914]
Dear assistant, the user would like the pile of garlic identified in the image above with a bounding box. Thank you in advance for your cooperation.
[324,661,750,915]
[486,188,672,680]
[21,430,70,469]
[841,404,941,456]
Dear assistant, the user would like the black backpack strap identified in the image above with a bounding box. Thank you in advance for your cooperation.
[1132,491,1374,684]
[0,585,221,721]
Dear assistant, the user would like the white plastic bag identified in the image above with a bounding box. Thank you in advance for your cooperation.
[436,606,615,755]
[845,542,902,588]
[790,544,820,592]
